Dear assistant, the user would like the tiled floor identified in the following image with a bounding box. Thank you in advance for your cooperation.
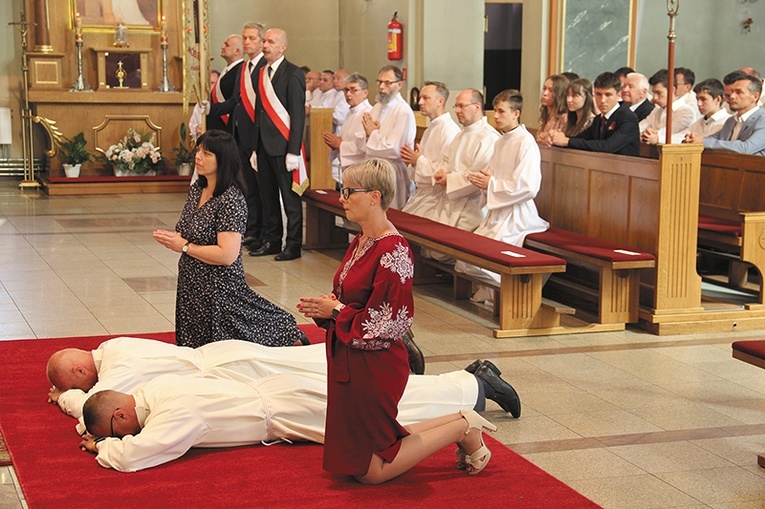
[1,178,765,508]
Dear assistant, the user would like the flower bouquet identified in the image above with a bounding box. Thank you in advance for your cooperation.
[104,128,164,176]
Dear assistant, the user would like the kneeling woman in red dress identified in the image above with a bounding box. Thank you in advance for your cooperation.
[298,158,497,484]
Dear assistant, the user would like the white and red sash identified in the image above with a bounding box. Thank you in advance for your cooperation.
[258,65,309,196]
[239,61,257,123]
[212,72,229,125]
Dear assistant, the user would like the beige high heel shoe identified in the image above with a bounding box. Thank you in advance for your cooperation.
[458,409,497,475]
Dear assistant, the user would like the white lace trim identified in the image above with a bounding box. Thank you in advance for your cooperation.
[379,242,414,284]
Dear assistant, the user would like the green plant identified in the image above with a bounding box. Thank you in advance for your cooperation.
[102,128,164,175]
[58,132,91,165]
[171,123,196,168]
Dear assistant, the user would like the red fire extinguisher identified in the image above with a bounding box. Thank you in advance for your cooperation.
[387,12,403,61]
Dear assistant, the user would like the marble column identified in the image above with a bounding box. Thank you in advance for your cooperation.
[33,0,52,52]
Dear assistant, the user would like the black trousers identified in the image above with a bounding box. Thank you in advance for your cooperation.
[238,145,262,239]
[256,138,303,249]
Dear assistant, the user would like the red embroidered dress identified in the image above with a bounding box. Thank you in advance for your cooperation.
[323,233,415,476]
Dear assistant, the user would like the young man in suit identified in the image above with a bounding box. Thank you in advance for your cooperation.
[249,28,307,261]
[550,72,640,156]
[685,71,765,155]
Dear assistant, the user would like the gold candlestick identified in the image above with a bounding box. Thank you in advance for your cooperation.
[75,11,82,42]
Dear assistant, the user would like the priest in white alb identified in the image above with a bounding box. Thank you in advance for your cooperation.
[362,65,416,210]
[401,81,460,220]
[433,88,500,236]
[455,90,549,303]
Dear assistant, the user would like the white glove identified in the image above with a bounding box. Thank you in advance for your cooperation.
[200,100,210,115]
[249,151,258,171]
[285,153,300,171]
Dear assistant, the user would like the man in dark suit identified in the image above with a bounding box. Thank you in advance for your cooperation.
[249,28,306,261]
[550,72,640,156]
[207,23,267,251]
[621,72,655,122]
[686,71,765,155]
[206,34,244,133]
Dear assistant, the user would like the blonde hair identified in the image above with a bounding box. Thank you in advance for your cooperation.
[342,158,396,210]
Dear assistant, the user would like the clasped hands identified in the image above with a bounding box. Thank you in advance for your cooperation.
[297,293,338,320]
[400,143,422,166]
[322,132,342,149]
[361,112,379,137]
[153,229,186,253]
[540,129,569,148]
[465,168,492,190]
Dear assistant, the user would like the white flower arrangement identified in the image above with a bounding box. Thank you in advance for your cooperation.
[104,128,164,176]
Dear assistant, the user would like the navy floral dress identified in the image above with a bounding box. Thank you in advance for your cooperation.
[174,183,304,348]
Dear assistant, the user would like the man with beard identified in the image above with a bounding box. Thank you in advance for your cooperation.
[361,65,416,210]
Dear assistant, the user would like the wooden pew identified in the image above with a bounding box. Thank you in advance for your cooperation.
[731,339,765,468]
[698,150,765,307]
[302,189,626,339]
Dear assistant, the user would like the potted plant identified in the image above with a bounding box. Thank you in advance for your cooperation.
[58,132,91,178]
[172,122,196,176]
[103,128,164,176]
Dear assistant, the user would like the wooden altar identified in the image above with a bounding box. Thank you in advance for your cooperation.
[25,0,193,194]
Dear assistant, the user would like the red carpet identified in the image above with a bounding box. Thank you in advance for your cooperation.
[0,330,601,509]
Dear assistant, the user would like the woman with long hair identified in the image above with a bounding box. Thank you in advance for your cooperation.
[564,78,597,137]
[536,74,569,143]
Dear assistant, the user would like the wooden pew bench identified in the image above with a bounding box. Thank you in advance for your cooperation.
[732,339,765,468]
[525,227,656,325]
[698,150,765,306]
[303,189,572,338]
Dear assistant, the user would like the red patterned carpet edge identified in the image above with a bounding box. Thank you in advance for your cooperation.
[0,330,601,509]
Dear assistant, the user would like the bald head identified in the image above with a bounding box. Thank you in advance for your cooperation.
[220,34,243,65]
[47,348,98,391]
[262,28,288,64]
[333,70,350,91]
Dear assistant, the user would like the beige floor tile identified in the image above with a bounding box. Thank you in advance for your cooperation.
[522,386,620,415]
[96,314,173,335]
[609,441,736,473]
[27,317,108,338]
[656,467,765,505]
[551,409,664,437]
[709,501,765,509]
[0,322,35,340]
[691,435,765,466]
[524,448,647,481]
[567,474,701,508]
[496,414,583,443]
[0,485,23,509]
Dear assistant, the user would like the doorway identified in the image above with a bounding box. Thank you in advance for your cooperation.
[484,2,522,108]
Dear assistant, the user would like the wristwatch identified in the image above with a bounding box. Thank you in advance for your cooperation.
[331,303,345,320]
[182,241,191,254]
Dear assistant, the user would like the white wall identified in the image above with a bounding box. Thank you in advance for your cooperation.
[1,0,26,158]
[635,0,765,82]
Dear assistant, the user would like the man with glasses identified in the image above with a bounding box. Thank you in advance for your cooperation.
[322,73,373,173]
[432,89,500,246]
[401,81,460,222]
[361,65,416,210]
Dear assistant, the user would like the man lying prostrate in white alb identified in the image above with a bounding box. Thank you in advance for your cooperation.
[47,338,521,435]
[80,363,516,473]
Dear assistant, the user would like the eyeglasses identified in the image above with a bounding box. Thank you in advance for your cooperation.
[340,187,371,200]
[376,79,401,86]
[454,102,479,110]
[343,87,364,94]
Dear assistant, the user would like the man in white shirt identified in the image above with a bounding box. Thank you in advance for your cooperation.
[675,67,700,120]
[323,73,373,172]
[686,71,765,155]
[455,90,549,300]
[362,65,417,210]
[401,81,460,220]
[433,88,500,236]
[677,78,730,143]
[639,69,695,145]
[315,70,339,107]
[621,72,655,122]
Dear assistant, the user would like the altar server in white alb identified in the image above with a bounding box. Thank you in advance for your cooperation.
[323,73,373,173]
[401,81,460,220]
[433,88,500,236]
[362,65,416,210]
[455,90,549,302]
[48,337,522,434]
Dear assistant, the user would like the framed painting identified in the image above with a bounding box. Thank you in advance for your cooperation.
[71,0,163,30]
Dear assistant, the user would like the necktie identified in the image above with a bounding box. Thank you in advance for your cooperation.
[599,116,607,139]
[730,116,744,141]
[248,61,254,75]
[268,66,273,79]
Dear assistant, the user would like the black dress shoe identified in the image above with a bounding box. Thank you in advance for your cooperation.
[243,236,264,252]
[402,329,425,375]
[464,359,483,374]
[274,247,301,261]
[249,242,281,257]
[475,364,521,418]
[481,359,502,376]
